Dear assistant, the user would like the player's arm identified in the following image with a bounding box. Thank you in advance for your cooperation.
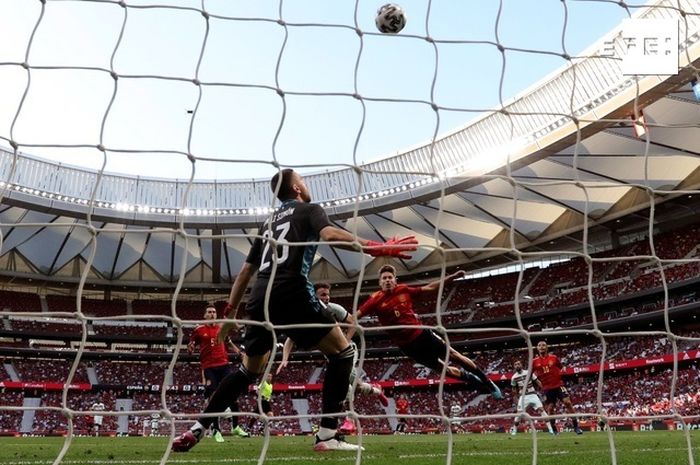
[534,378,543,390]
[227,340,241,355]
[342,312,358,343]
[344,311,360,342]
[276,338,295,375]
[186,331,197,354]
[530,372,542,391]
[217,260,258,344]
[344,299,371,342]
[420,270,467,292]
[319,226,417,259]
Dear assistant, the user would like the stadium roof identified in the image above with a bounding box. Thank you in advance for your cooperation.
[1,1,699,289]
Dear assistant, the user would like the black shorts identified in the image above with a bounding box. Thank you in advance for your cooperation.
[543,386,570,404]
[243,279,334,356]
[260,399,272,414]
[398,329,449,373]
[203,364,233,397]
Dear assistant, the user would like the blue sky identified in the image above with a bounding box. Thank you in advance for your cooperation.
[0,0,648,181]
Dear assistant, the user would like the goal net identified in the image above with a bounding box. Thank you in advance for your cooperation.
[0,1,699,464]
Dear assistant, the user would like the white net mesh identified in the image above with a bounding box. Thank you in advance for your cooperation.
[1,1,700,464]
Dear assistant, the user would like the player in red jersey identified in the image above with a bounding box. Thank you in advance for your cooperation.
[188,304,249,440]
[531,341,582,435]
[394,395,410,433]
[350,265,502,399]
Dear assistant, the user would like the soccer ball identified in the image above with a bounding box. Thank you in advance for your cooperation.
[375,3,406,34]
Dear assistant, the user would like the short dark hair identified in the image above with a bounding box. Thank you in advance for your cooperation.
[270,168,296,200]
[379,264,396,277]
[314,282,331,292]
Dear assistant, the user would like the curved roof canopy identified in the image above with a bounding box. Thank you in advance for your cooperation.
[1,1,700,288]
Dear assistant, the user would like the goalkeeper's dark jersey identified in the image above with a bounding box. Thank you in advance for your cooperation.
[246,199,332,296]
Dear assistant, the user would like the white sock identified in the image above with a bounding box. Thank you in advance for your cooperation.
[190,421,205,438]
[317,427,336,441]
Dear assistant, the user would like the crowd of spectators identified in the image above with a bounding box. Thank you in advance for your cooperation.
[3,330,698,389]
[92,324,168,338]
[2,225,698,339]
[94,361,170,386]
[11,359,90,384]
[31,390,118,435]
[0,390,24,432]
[9,319,82,334]
[444,226,700,320]
[131,300,209,320]
[0,290,41,312]
[45,295,127,317]
[3,359,698,435]
[2,224,699,435]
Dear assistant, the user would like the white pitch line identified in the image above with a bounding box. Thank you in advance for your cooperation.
[0,447,694,465]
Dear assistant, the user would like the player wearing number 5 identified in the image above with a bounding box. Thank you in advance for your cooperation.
[173,168,418,453]
[532,341,583,435]
[188,305,249,441]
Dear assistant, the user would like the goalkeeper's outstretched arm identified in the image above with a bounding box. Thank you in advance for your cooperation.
[319,226,418,259]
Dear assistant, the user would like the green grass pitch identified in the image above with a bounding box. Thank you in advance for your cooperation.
[2,431,697,465]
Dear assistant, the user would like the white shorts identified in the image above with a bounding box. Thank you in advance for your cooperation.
[516,394,543,412]
[93,415,103,426]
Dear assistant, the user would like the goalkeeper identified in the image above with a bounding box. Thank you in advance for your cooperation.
[173,169,417,453]
[349,265,502,399]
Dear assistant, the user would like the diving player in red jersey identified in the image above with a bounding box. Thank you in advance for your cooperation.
[531,340,583,435]
[350,265,502,399]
